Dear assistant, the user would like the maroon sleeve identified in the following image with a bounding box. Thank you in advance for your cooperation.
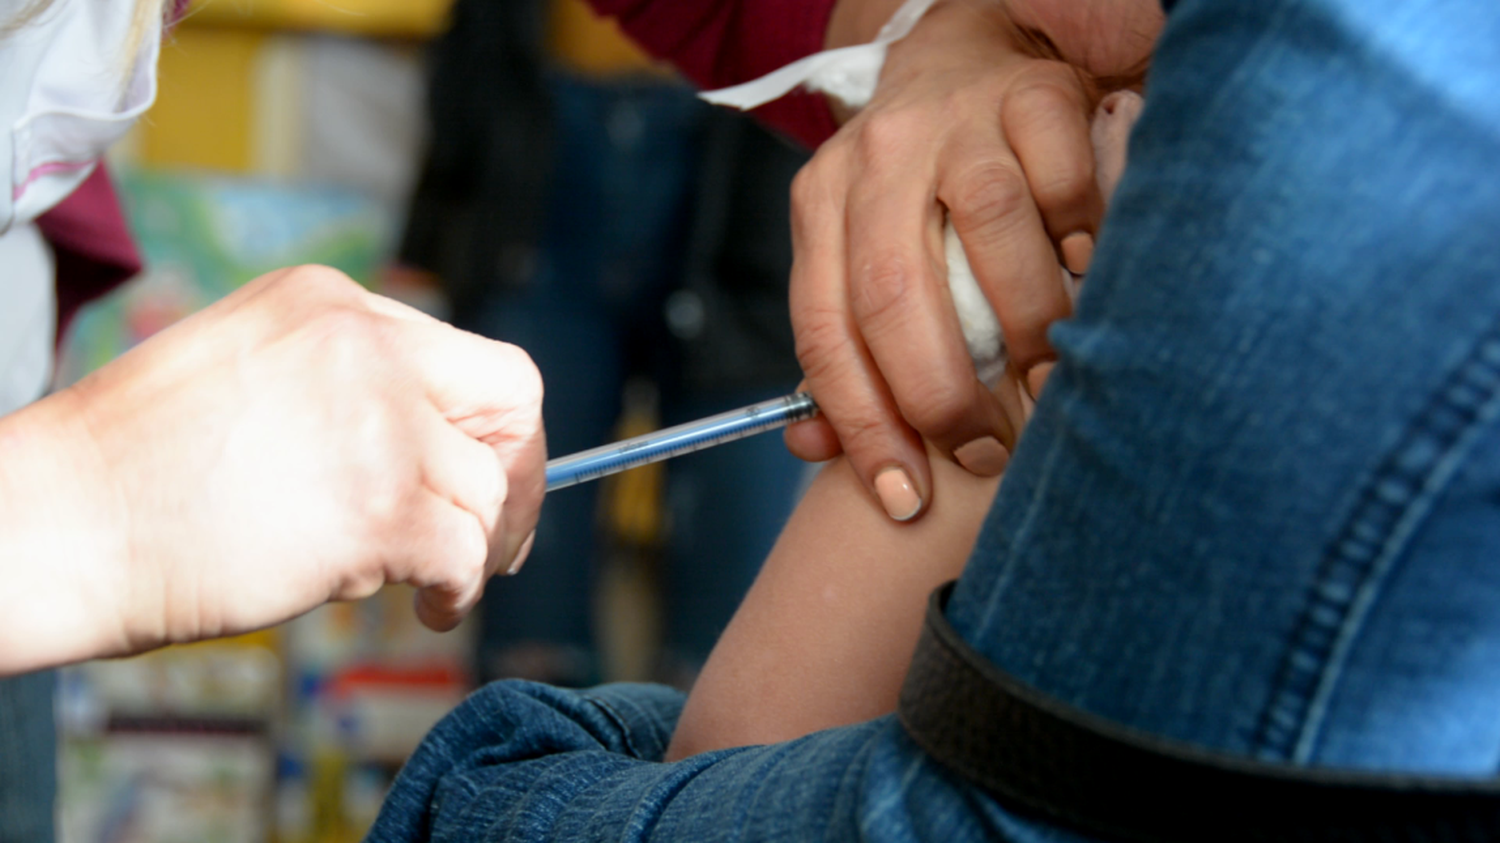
[587,0,841,149]
[38,164,143,341]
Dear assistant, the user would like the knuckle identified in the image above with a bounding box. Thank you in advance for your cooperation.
[793,309,856,383]
[789,163,824,213]
[852,111,917,171]
[1032,159,1095,214]
[850,256,922,332]
[276,264,363,303]
[835,412,897,465]
[306,307,383,369]
[1008,62,1084,107]
[901,376,975,438]
[789,160,841,244]
[1002,71,1086,140]
[948,162,1030,231]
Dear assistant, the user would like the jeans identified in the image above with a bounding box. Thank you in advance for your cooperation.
[368,0,1500,838]
[0,671,55,843]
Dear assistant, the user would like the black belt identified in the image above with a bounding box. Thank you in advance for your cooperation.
[897,582,1500,843]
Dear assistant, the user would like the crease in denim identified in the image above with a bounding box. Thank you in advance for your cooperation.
[584,693,659,760]
[971,416,1066,643]
[1254,325,1500,763]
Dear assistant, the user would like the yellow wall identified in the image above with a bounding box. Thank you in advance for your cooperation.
[143,28,261,170]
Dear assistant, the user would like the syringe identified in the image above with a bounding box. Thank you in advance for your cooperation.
[545,392,819,492]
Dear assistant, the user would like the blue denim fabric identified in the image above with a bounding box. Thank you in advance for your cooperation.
[368,0,1500,838]
[0,671,55,843]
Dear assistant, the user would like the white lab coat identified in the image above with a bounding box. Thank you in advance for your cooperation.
[0,0,160,415]
[0,224,53,415]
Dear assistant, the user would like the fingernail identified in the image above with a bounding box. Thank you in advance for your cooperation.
[953,436,1010,477]
[1027,360,1055,399]
[506,531,537,576]
[1061,232,1094,275]
[874,467,922,522]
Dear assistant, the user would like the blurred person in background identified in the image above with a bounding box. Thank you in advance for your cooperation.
[398,0,808,688]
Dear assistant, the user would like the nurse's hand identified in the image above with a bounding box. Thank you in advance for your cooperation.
[0,266,544,672]
[787,0,1160,521]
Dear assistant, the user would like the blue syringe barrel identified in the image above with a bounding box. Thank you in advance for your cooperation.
[544,392,819,492]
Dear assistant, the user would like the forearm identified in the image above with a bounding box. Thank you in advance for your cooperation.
[666,445,999,760]
[0,390,131,674]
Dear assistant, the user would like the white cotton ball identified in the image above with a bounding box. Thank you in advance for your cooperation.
[944,221,1007,386]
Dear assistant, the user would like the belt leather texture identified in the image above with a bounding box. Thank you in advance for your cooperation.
[897,581,1500,843]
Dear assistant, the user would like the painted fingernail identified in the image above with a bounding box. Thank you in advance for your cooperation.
[874,467,922,522]
[506,531,537,576]
[1027,360,1055,399]
[953,436,1010,477]
[1062,232,1095,275]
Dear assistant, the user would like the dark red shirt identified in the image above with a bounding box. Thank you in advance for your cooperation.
[586,0,840,149]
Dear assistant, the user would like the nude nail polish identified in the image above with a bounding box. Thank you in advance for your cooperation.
[875,467,922,522]
[953,436,1010,477]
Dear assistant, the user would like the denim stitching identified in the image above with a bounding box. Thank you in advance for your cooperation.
[1252,330,1500,762]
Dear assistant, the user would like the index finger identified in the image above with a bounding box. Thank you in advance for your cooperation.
[788,157,933,522]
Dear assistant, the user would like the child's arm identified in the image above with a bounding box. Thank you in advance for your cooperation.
[665,92,1141,760]
[665,429,1004,760]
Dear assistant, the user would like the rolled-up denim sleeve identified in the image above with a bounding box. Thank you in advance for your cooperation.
[365,680,1064,843]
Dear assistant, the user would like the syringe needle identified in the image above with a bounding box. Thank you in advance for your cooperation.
[544,392,819,492]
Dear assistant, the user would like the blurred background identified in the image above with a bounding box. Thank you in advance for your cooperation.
[34,0,812,839]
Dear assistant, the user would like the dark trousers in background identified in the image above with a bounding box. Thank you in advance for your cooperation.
[460,74,807,684]
[0,671,55,842]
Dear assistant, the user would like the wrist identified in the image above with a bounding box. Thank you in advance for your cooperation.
[1002,0,1163,82]
[0,387,137,671]
[825,0,908,50]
